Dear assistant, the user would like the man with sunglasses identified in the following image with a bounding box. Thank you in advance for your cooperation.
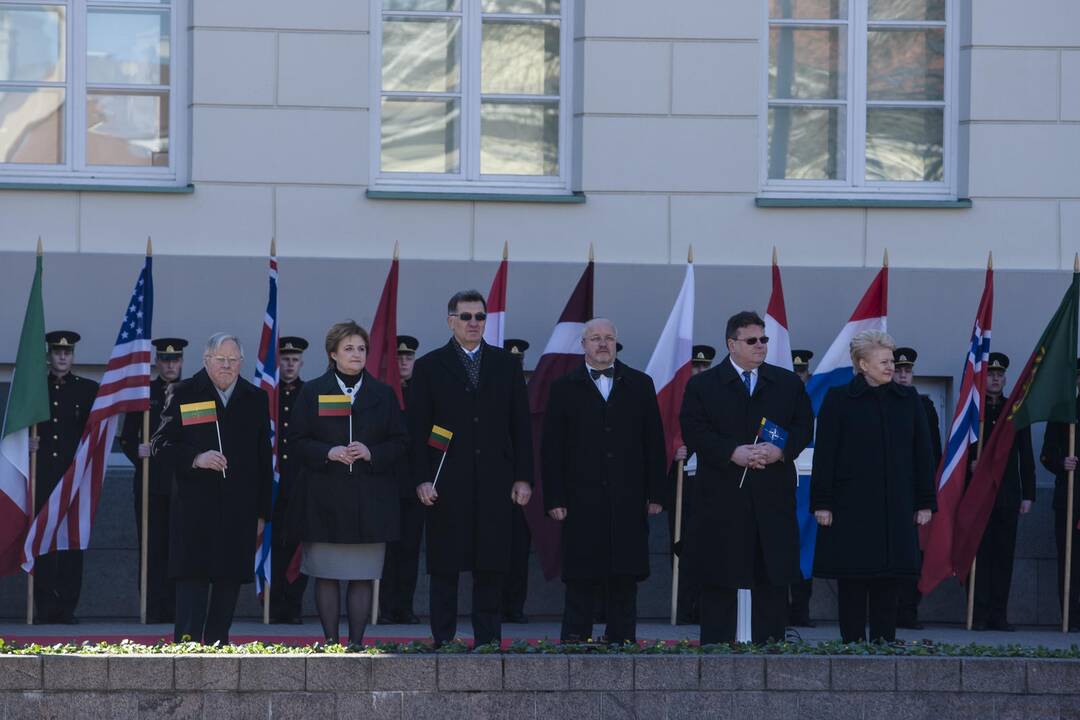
[408,290,533,648]
[680,311,813,644]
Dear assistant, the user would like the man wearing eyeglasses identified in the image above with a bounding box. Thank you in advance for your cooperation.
[409,290,533,648]
[680,311,813,644]
[151,333,274,644]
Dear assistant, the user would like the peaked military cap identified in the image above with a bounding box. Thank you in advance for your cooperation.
[396,335,419,354]
[46,330,81,348]
[279,336,309,354]
[152,337,188,358]
[691,344,717,364]
[791,349,814,368]
[503,338,530,356]
[893,347,918,367]
[988,352,1010,371]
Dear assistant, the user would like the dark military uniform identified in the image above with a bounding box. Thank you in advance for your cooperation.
[270,337,309,623]
[34,332,98,623]
[502,339,532,623]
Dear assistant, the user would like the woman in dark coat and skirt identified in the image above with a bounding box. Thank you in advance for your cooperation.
[288,321,409,645]
[811,330,937,643]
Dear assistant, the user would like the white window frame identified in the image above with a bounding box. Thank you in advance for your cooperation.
[759,0,958,201]
[0,0,189,188]
[369,0,574,196]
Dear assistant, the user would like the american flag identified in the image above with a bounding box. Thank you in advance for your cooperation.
[918,266,993,594]
[22,257,153,573]
[253,253,279,596]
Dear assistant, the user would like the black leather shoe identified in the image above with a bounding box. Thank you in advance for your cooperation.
[987,620,1015,632]
[288,616,303,625]
[503,611,529,624]
[897,619,924,630]
[400,611,421,625]
[789,615,816,628]
[970,621,988,631]
[378,610,400,624]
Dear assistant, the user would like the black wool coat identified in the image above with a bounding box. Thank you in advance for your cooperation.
[541,362,668,581]
[810,375,937,579]
[151,369,273,582]
[679,358,814,588]
[287,369,409,545]
[408,341,533,574]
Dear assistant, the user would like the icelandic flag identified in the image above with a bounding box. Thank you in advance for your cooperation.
[805,265,889,413]
[757,418,788,449]
[253,252,279,597]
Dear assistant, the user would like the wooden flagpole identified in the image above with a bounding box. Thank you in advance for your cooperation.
[26,426,37,625]
[1064,425,1076,633]
[670,460,684,626]
[139,237,152,624]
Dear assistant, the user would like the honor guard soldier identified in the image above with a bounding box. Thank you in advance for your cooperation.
[380,334,424,624]
[788,349,816,627]
[891,347,943,629]
[270,336,309,624]
[970,352,1034,631]
[30,331,98,623]
[502,338,532,623]
[670,344,715,624]
[120,337,187,623]
[1041,358,1080,632]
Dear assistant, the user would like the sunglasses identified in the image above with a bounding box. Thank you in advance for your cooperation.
[735,336,769,346]
[451,312,487,322]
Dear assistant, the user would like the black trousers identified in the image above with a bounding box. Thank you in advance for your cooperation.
[380,498,424,617]
[700,584,787,645]
[174,578,241,645]
[837,578,899,643]
[668,473,700,622]
[429,571,503,646]
[1054,505,1080,627]
[133,487,174,622]
[896,574,922,625]
[269,541,307,621]
[973,501,1019,624]
[502,505,531,616]
[561,576,637,644]
[34,549,82,622]
[788,578,813,623]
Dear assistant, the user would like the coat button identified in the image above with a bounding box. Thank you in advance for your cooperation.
[53,401,58,406]
[606,452,614,458]
[53,435,58,440]
[605,426,612,432]
[475,449,481,456]
[52,452,58,457]
[473,417,479,423]
[284,406,289,412]
[282,454,288,460]
[53,418,58,423]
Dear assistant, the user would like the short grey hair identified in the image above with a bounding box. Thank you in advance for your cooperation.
[849,330,894,371]
[582,317,618,339]
[204,332,244,359]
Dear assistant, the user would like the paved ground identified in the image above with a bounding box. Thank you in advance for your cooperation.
[2,618,1078,649]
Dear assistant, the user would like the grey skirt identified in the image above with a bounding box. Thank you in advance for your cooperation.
[301,542,386,581]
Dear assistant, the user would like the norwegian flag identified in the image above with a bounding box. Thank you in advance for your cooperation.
[919,266,994,594]
[22,257,153,572]
[253,253,280,596]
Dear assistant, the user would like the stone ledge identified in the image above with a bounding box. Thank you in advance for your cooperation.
[107,656,174,691]
[961,658,1027,694]
[830,657,896,691]
[43,655,108,690]
[306,655,372,691]
[435,655,503,691]
[0,656,42,690]
[173,656,240,691]
[503,655,570,691]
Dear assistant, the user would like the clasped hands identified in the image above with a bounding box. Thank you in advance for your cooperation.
[328,442,371,465]
[731,442,783,470]
[549,501,662,521]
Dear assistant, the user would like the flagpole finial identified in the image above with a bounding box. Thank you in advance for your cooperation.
[687,245,694,264]
[146,236,153,257]
[270,237,277,256]
[393,241,400,261]
[987,251,993,271]
[883,248,889,268]
[588,243,594,262]
[502,240,508,261]
[1074,253,1079,273]
[772,246,778,266]
[36,236,43,256]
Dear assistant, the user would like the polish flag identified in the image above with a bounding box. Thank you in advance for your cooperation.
[764,250,793,372]
[645,258,694,467]
[483,243,508,349]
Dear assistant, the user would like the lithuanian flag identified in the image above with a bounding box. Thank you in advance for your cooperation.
[428,425,453,452]
[318,394,352,417]
[180,401,217,426]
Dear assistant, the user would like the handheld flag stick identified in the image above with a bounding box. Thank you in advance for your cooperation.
[739,418,767,489]
[429,425,453,489]
[26,426,37,626]
[966,415,987,630]
[670,459,685,625]
[432,451,449,490]
[348,414,354,474]
[1065,424,1076,633]
[215,420,226,479]
[263,579,270,625]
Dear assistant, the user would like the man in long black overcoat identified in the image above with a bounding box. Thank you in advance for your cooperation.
[680,311,813,644]
[409,290,533,647]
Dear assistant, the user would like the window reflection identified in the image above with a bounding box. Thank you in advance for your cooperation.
[865,107,943,181]
[0,88,64,163]
[768,105,846,180]
[381,97,460,173]
[481,101,557,175]
[86,91,168,167]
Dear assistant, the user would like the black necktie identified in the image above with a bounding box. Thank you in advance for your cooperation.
[590,367,614,380]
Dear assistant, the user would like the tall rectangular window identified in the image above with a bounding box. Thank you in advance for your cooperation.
[0,0,186,186]
[764,0,953,198]
[374,0,571,194]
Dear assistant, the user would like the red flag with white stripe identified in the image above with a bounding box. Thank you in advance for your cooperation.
[645,260,694,467]
[483,244,508,349]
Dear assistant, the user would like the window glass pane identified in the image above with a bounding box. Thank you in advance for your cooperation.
[0,5,65,82]
[867,28,944,101]
[769,27,846,99]
[865,107,943,181]
[384,0,460,10]
[87,9,170,85]
[768,0,847,19]
[482,0,560,13]
[382,17,460,93]
[868,0,945,21]
[381,97,460,173]
[481,101,558,175]
[0,88,64,163]
[482,20,559,95]
[86,91,169,166]
[767,105,846,180]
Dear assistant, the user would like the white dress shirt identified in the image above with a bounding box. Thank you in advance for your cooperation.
[586,362,614,401]
[729,357,759,395]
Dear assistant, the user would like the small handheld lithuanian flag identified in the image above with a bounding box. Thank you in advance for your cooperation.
[428,425,453,452]
[180,401,217,426]
[318,394,352,417]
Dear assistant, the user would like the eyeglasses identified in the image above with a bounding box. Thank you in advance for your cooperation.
[208,355,242,366]
[450,312,487,322]
[735,336,769,346]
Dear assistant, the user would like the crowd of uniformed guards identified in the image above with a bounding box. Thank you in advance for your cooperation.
[26,292,1080,643]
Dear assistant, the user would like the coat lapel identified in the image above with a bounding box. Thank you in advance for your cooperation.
[436,340,469,387]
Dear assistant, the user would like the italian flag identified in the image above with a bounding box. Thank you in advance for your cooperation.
[318,395,352,417]
[180,401,218,426]
[0,249,49,577]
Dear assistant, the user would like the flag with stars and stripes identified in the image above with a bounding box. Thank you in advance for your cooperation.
[253,253,279,596]
[22,257,153,573]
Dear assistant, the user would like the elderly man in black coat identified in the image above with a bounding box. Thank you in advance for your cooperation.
[680,311,814,644]
[152,333,274,644]
[410,290,533,647]
[542,318,667,644]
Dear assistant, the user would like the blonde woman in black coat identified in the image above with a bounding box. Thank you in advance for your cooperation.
[811,330,936,643]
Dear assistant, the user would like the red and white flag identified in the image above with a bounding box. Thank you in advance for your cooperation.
[23,257,153,572]
[483,244,508,349]
[526,259,594,580]
[368,252,403,408]
[645,261,694,467]
[764,254,793,372]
